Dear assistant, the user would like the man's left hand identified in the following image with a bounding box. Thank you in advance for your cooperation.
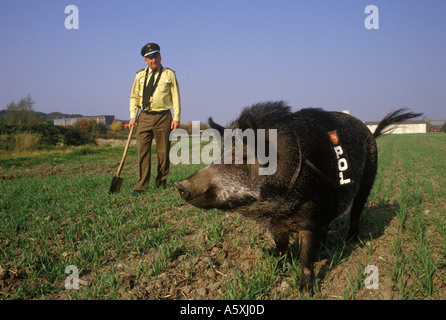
[171,120,179,130]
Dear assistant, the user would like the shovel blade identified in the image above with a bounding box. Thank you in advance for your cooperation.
[109,176,123,194]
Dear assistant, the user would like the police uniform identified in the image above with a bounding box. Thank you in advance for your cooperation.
[130,43,181,192]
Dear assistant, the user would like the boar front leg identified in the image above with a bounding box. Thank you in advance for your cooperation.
[273,233,290,258]
[298,229,322,294]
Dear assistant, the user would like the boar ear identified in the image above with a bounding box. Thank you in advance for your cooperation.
[208,117,225,136]
[238,114,257,131]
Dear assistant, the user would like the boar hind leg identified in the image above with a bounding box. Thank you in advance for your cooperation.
[348,196,367,240]
[298,229,322,294]
[348,163,377,240]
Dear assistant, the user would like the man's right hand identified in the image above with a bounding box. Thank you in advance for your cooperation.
[129,118,136,129]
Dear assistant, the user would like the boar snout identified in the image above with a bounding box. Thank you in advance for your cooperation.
[174,178,215,208]
[174,167,219,208]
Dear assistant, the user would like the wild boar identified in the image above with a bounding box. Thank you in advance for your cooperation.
[175,101,421,293]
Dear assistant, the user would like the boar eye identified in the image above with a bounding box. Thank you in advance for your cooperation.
[232,157,242,167]
[232,155,247,167]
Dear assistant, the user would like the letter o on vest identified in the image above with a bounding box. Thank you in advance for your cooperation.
[338,158,348,171]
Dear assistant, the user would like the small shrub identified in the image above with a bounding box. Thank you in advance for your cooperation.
[0,123,88,151]
[111,120,122,132]
[72,119,107,142]
[91,121,107,134]
[14,133,41,152]
[0,134,15,151]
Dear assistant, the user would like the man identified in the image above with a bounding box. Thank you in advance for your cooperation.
[129,43,181,194]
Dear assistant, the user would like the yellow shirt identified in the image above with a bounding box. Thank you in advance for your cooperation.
[129,66,181,121]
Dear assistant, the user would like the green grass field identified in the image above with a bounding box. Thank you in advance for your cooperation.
[0,134,445,300]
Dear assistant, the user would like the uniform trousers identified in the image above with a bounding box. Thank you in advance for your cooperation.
[135,110,172,191]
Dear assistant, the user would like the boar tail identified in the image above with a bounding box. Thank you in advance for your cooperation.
[373,108,423,138]
[208,117,226,136]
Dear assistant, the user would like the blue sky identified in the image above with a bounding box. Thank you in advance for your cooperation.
[0,0,445,125]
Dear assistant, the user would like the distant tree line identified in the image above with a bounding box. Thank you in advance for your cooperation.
[0,94,84,125]
[0,95,107,151]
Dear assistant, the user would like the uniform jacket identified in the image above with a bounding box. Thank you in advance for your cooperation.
[129,66,181,121]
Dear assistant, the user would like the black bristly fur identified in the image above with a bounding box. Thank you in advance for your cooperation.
[177,101,422,294]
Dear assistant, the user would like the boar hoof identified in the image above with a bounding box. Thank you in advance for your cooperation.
[347,230,359,242]
[299,279,314,296]
[299,268,315,295]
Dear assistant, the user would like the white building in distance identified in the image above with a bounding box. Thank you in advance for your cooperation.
[365,120,427,134]
[54,115,115,128]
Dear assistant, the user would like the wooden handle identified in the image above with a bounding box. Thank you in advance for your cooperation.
[115,108,141,178]
[115,125,134,177]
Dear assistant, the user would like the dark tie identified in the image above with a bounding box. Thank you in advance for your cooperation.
[142,69,156,109]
